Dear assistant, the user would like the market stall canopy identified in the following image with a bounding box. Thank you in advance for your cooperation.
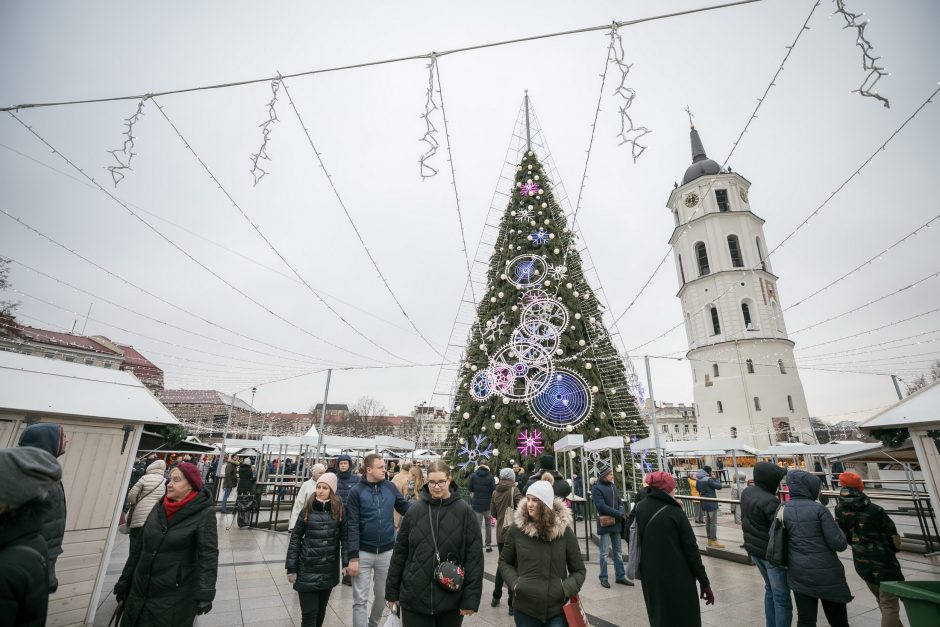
[139,431,217,455]
[0,351,177,425]
[584,436,626,452]
[859,379,940,431]
[553,434,585,452]
[825,441,918,464]
[629,437,758,456]
[757,442,876,457]
[411,449,442,460]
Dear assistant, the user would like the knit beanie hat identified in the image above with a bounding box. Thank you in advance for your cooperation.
[538,453,556,471]
[527,480,555,511]
[0,447,62,509]
[311,463,327,479]
[175,462,203,491]
[499,468,515,481]
[839,472,864,490]
[645,471,677,494]
[598,463,612,478]
[317,472,339,495]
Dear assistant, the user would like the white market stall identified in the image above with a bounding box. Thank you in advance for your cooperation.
[0,351,178,627]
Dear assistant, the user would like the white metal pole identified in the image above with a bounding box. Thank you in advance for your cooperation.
[316,369,332,463]
[645,355,664,471]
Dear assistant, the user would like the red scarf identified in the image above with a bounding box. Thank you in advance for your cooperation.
[163,490,198,520]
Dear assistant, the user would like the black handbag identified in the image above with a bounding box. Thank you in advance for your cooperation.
[765,504,788,567]
[428,504,465,592]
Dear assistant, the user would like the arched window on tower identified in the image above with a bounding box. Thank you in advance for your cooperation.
[678,254,686,284]
[787,395,794,412]
[727,235,744,268]
[673,209,680,226]
[746,359,754,374]
[742,302,753,330]
[756,236,767,271]
[778,359,787,374]
[730,426,737,438]
[754,397,762,411]
[695,242,710,276]
[713,363,720,378]
[717,401,724,413]
[709,306,721,336]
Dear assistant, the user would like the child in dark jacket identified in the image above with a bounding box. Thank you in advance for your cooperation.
[286,473,348,627]
[835,472,904,627]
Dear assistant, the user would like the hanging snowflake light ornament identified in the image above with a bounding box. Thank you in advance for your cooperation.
[547,263,568,281]
[519,182,540,196]
[517,429,545,458]
[516,207,534,223]
[529,228,550,246]
[458,435,493,470]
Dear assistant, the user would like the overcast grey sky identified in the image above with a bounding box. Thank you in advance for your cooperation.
[2,0,938,423]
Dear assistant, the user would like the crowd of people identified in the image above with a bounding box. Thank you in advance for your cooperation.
[0,431,912,627]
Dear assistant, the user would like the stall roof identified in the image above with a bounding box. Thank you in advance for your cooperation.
[139,431,217,454]
[553,434,585,452]
[0,351,177,425]
[630,437,758,455]
[825,441,918,463]
[860,379,940,431]
[757,442,877,457]
[584,436,626,452]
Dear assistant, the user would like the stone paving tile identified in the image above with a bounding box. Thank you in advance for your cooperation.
[240,604,291,623]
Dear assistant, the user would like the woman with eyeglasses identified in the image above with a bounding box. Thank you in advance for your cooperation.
[386,461,483,626]
[114,462,219,626]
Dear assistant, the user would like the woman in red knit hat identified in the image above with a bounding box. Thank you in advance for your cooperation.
[114,462,219,626]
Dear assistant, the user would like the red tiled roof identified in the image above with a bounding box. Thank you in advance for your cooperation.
[16,325,119,355]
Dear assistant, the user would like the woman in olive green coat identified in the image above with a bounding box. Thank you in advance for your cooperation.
[498,480,585,626]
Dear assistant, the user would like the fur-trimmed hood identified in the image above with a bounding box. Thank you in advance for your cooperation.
[513,496,571,541]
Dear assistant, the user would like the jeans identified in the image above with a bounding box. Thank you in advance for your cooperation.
[401,608,463,627]
[221,486,233,513]
[866,581,903,627]
[353,550,392,627]
[514,609,569,627]
[793,592,848,627]
[298,589,332,627]
[475,509,492,546]
[752,555,793,627]
[493,542,514,605]
[598,532,625,583]
[704,509,718,540]
[694,502,703,523]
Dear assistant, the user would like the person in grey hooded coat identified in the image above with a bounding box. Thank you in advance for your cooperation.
[17,423,67,593]
[783,469,851,627]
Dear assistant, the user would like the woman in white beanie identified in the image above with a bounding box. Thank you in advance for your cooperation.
[285,472,347,627]
[498,480,586,626]
[289,462,328,531]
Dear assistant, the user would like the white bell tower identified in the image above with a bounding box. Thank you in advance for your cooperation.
[666,124,810,448]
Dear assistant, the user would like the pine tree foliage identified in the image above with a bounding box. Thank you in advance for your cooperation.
[449,150,646,479]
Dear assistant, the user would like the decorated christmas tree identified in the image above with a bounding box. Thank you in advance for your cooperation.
[448,138,647,483]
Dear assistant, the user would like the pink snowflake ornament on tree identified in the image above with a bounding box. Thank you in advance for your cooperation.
[519,182,540,196]
[517,429,544,458]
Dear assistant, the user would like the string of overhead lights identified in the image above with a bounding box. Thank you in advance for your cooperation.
[6,111,399,365]
[419,56,441,179]
[607,24,651,161]
[647,352,918,378]
[832,0,890,108]
[795,307,940,352]
[248,76,282,186]
[612,0,824,325]
[151,97,412,365]
[279,79,446,360]
[799,330,940,361]
[105,97,148,186]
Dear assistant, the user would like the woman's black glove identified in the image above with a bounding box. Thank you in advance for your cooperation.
[195,601,212,615]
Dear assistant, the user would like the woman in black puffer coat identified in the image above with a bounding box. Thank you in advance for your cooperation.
[783,469,851,627]
[286,472,348,627]
[115,462,218,626]
[386,461,483,626]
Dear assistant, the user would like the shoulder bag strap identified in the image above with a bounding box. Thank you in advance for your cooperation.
[427,503,441,563]
[638,505,667,543]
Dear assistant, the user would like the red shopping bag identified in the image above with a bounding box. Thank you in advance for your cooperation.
[562,596,589,627]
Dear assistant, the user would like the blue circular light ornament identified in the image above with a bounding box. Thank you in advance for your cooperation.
[470,370,495,401]
[527,368,594,430]
[506,255,547,289]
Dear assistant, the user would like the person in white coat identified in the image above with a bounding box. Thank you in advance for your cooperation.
[290,463,328,530]
[125,458,167,555]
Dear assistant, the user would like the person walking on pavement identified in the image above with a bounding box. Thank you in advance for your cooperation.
[0,446,62,627]
[346,454,410,627]
[290,462,328,531]
[17,422,68,593]
[386,461,482,627]
[784,469,851,627]
[114,462,218,626]
[836,472,905,627]
[490,468,522,614]
[123,458,166,556]
[635,471,714,627]
[220,455,239,514]
[591,464,632,588]
[286,472,348,627]
[740,462,791,627]
[498,481,586,627]
[522,454,571,499]
[335,454,359,586]
[468,463,496,552]
[696,465,725,548]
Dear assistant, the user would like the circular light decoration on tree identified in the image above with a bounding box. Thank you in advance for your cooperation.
[521,288,551,305]
[488,344,553,402]
[520,298,569,335]
[527,368,594,430]
[517,429,544,458]
[509,328,558,364]
[470,369,495,401]
[506,254,548,289]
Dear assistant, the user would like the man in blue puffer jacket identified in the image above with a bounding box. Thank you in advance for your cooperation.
[346,454,410,627]
[696,465,724,548]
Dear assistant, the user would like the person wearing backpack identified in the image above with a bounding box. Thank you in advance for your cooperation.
[740,462,790,627]
[490,468,522,614]
[835,472,905,627]
[634,471,714,627]
[591,465,631,588]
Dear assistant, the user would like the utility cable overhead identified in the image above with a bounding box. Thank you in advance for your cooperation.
[151,98,412,365]
[6,111,391,364]
[280,79,447,359]
[1,0,766,112]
